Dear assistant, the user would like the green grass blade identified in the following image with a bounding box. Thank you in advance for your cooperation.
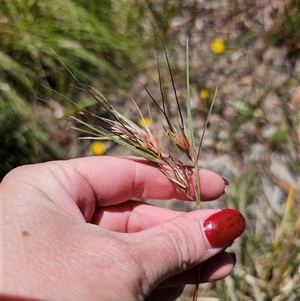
[197,88,217,162]
[186,37,195,150]
[186,36,201,209]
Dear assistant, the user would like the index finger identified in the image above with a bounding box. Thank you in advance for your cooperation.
[67,156,225,205]
[4,156,225,209]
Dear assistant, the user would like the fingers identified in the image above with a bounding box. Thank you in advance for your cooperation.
[3,156,225,209]
[92,201,185,231]
[157,252,236,287]
[145,252,235,301]
[66,156,225,204]
[122,209,245,290]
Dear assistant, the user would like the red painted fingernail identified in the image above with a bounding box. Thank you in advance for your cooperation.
[203,209,246,248]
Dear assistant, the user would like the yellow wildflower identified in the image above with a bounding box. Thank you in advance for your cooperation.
[90,141,105,156]
[199,89,210,100]
[210,38,226,54]
[138,117,151,128]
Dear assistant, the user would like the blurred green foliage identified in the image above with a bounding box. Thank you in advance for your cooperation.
[0,0,152,179]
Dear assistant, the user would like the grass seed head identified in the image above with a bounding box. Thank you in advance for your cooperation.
[164,122,192,161]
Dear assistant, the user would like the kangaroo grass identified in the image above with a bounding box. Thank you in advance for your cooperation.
[55,29,215,205]
[54,9,216,300]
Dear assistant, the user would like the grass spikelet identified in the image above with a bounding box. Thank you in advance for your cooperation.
[54,28,216,206]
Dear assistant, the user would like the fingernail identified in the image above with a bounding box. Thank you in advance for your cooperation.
[222,178,229,193]
[222,178,229,186]
[203,209,246,248]
[229,252,236,266]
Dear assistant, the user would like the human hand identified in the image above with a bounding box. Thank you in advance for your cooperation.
[1,156,245,301]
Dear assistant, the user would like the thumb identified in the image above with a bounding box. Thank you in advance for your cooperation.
[134,208,245,287]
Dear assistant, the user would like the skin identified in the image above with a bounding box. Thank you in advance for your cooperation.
[1,156,236,301]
